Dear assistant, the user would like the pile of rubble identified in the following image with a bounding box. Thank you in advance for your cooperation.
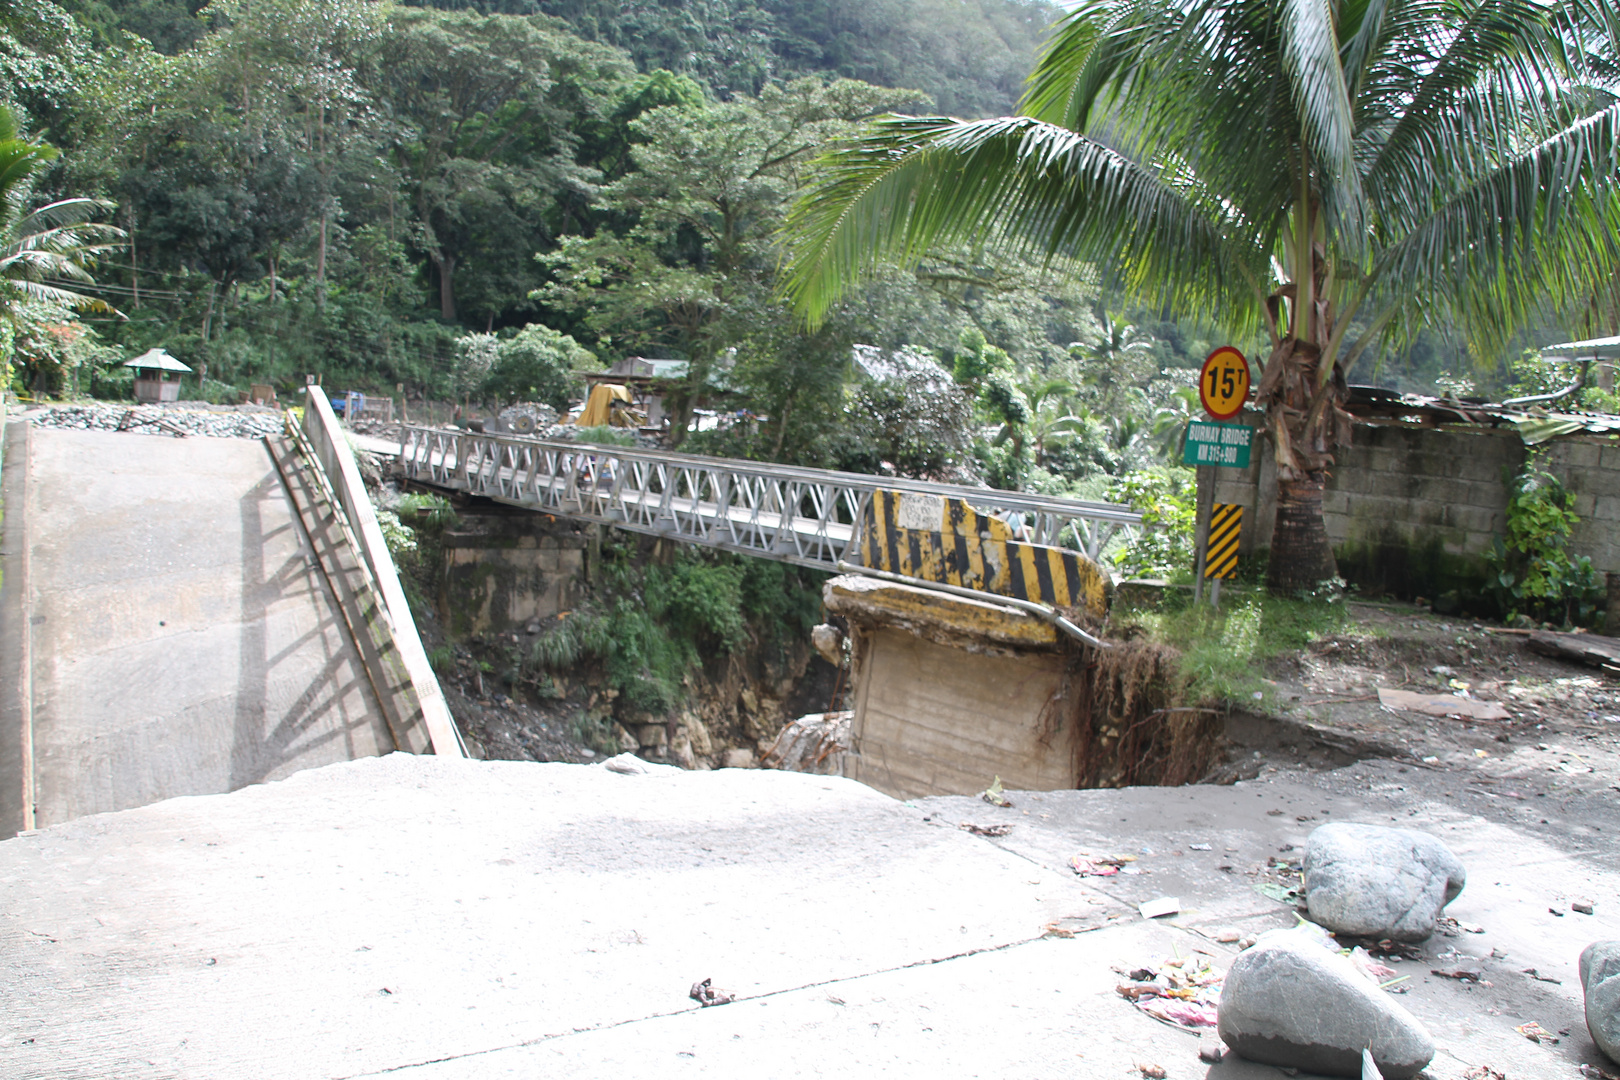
[1192,821,1620,1077]
[24,404,286,440]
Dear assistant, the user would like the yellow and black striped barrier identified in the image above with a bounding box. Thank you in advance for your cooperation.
[857,490,1112,618]
[1205,503,1242,579]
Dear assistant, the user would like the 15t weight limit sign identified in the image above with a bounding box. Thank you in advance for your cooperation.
[1198,345,1250,421]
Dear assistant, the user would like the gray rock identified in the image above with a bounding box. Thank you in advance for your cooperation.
[1218,926,1434,1078]
[1303,822,1465,941]
[1581,941,1620,1063]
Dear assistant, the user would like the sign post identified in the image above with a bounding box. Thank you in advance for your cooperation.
[1190,347,1253,606]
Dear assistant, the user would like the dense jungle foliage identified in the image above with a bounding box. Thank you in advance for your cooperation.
[3,0,1614,508]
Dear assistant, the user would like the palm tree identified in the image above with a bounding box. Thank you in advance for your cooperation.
[1021,374,1084,461]
[0,110,122,335]
[782,0,1620,591]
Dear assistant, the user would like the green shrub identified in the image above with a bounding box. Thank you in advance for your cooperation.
[1486,453,1605,625]
[1105,467,1197,579]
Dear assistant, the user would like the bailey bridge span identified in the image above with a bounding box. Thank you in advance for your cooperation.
[394,425,1144,586]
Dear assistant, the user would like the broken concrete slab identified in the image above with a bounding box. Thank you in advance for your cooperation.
[1376,688,1511,720]
[3,755,1616,1079]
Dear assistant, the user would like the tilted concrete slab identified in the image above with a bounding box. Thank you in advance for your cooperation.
[6,428,396,828]
[1,754,1615,1078]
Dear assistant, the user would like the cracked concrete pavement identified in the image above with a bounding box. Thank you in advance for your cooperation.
[1,752,1617,1079]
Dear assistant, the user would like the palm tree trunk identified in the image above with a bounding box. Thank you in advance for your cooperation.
[1266,472,1338,592]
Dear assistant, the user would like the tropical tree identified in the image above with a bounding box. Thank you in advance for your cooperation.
[782,0,1620,591]
[0,109,121,384]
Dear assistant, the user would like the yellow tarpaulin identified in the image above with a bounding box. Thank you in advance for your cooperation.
[577,383,632,427]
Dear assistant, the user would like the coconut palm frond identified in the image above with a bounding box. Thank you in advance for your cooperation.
[1373,100,1620,353]
[12,198,118,237]
[780,115,1256,328]
[0,277,118,314]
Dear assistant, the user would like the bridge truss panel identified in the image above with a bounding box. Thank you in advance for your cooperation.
[397,427,1141,573]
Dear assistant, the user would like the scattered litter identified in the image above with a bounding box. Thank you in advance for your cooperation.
[1377,687,1510,720]
[1516,1020,1557,1044]
[1254,881,1304,905]
[980,776,1012,808]
[1436,916,1485,935]
[1136,1065,1167,1079]
[958,822,1014,837]
[1266,808,1286,816]
[1462,1067,1505,1080]
[1138,897,1181,920]
[1432,965,1484,982]
[1069,852,1136,877]
[1573,898,1596,914]
[688,978,734,1007]
[1522,968,1561,984]
[1581,1064,1620,1080]
[1189,843,1212,851]
[1350,947,1398,983]
[1115,954,1224,1031]
[1363,1048,1380,1080]
[1199,1044,1225,1064]
[1422,755,1441,763]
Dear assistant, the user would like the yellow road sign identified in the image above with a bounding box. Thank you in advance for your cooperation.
[858,490,1112,619]
[1199,346,1251,421]
[1205,503,1242,578]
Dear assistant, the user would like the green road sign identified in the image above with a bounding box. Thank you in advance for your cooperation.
[1183,420,1254,468]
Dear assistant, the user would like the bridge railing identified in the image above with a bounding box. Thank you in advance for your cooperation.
[298,391,465,757]
[397,426,1143,570]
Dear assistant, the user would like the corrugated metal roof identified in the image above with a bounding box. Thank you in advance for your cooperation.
[1346,385,1620,444]
[1540,335,1620,360]
[124,348,192,373]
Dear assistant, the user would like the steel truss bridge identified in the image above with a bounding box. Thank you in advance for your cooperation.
[396,426,1143,573]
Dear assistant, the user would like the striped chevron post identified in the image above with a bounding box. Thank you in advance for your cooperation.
[1205,503,1242,579]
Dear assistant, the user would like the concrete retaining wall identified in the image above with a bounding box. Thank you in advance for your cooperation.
[438,510,588,637]
[1212,415,1620,596]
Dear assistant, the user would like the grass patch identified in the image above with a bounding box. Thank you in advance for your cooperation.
[1115,588,1350,708]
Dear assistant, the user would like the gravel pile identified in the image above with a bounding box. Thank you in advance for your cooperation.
[25,404,287,440]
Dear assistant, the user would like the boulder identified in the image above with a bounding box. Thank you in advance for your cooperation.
[1581,941,1620,1063]
[1303,823,1465,941]
[1218,926,1435,1078]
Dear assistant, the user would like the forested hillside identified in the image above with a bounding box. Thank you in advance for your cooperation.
[3,0,1602,522]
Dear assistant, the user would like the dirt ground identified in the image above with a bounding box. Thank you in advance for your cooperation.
[1208,600,1620,890]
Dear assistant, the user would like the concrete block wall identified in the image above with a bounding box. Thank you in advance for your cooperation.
[1546,436,1620,576]
[1212,418,1620,597]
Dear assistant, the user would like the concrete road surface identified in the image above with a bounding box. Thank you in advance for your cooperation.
[0,753,1615,1079]
[0,425,395,830]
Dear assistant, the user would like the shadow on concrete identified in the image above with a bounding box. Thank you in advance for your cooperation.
[229,466,391,790]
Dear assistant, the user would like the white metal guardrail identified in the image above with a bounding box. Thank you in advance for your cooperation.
[397,425,1142,569]
[299,390,465,758]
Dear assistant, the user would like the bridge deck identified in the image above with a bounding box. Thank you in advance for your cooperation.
[0,424,400,831]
